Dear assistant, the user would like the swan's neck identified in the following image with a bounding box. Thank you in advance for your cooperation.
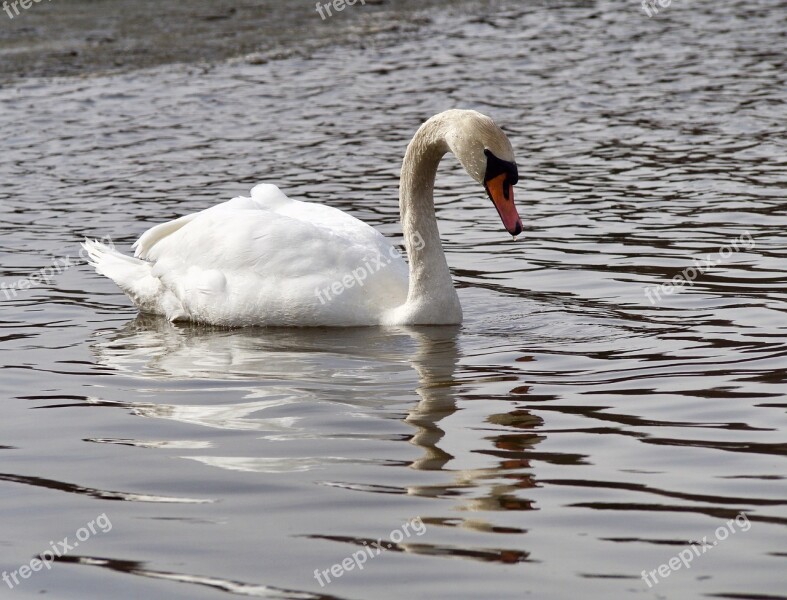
[396,119,462,324]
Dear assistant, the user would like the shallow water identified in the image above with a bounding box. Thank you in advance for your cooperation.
[1,0,786,598]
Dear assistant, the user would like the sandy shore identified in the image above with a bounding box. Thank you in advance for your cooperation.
[0,0,477,83]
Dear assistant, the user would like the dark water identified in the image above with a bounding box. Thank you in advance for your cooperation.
[1,0,786,598]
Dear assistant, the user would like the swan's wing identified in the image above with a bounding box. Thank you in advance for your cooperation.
[133,184,377,260]
[133,187,284,260]
[137,185,408,326]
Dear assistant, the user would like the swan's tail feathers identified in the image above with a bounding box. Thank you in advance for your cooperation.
[82,239,164,314]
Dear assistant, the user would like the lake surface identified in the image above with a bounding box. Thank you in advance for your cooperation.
[1,0,785,598]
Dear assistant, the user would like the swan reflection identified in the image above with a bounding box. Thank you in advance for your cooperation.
[91,316,544,532]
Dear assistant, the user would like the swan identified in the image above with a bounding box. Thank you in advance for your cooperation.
[83,109,522,327]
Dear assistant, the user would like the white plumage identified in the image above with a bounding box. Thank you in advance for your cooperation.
[83,110,521,327]
[83,184,408,326]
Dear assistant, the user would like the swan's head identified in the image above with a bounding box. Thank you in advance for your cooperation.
[443,110,523,238]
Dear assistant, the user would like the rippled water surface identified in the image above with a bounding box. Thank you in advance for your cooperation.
[1,0,786,598]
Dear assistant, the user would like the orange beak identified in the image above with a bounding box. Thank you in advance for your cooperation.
[484,173,523,237]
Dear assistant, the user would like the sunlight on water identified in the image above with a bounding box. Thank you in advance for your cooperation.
[0,0,785,598]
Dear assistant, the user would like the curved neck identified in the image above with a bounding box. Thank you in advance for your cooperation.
[398,118,461,321]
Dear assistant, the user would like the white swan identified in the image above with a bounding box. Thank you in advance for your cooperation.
[83,110,522,327]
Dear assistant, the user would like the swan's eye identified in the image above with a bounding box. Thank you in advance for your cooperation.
[483,150,523,236]
[484,149,518,196]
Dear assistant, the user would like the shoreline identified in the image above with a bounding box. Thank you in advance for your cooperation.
[0,0,482,84]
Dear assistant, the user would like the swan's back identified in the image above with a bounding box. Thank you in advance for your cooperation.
[86,185,409,327]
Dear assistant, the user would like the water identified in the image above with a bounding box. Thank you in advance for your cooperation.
[1,0,786,598]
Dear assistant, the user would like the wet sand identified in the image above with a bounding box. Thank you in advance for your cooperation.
[0,0,470,82]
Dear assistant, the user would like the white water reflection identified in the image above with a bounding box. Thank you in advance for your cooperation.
[90,316,471,476]
[91,316,551,527]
